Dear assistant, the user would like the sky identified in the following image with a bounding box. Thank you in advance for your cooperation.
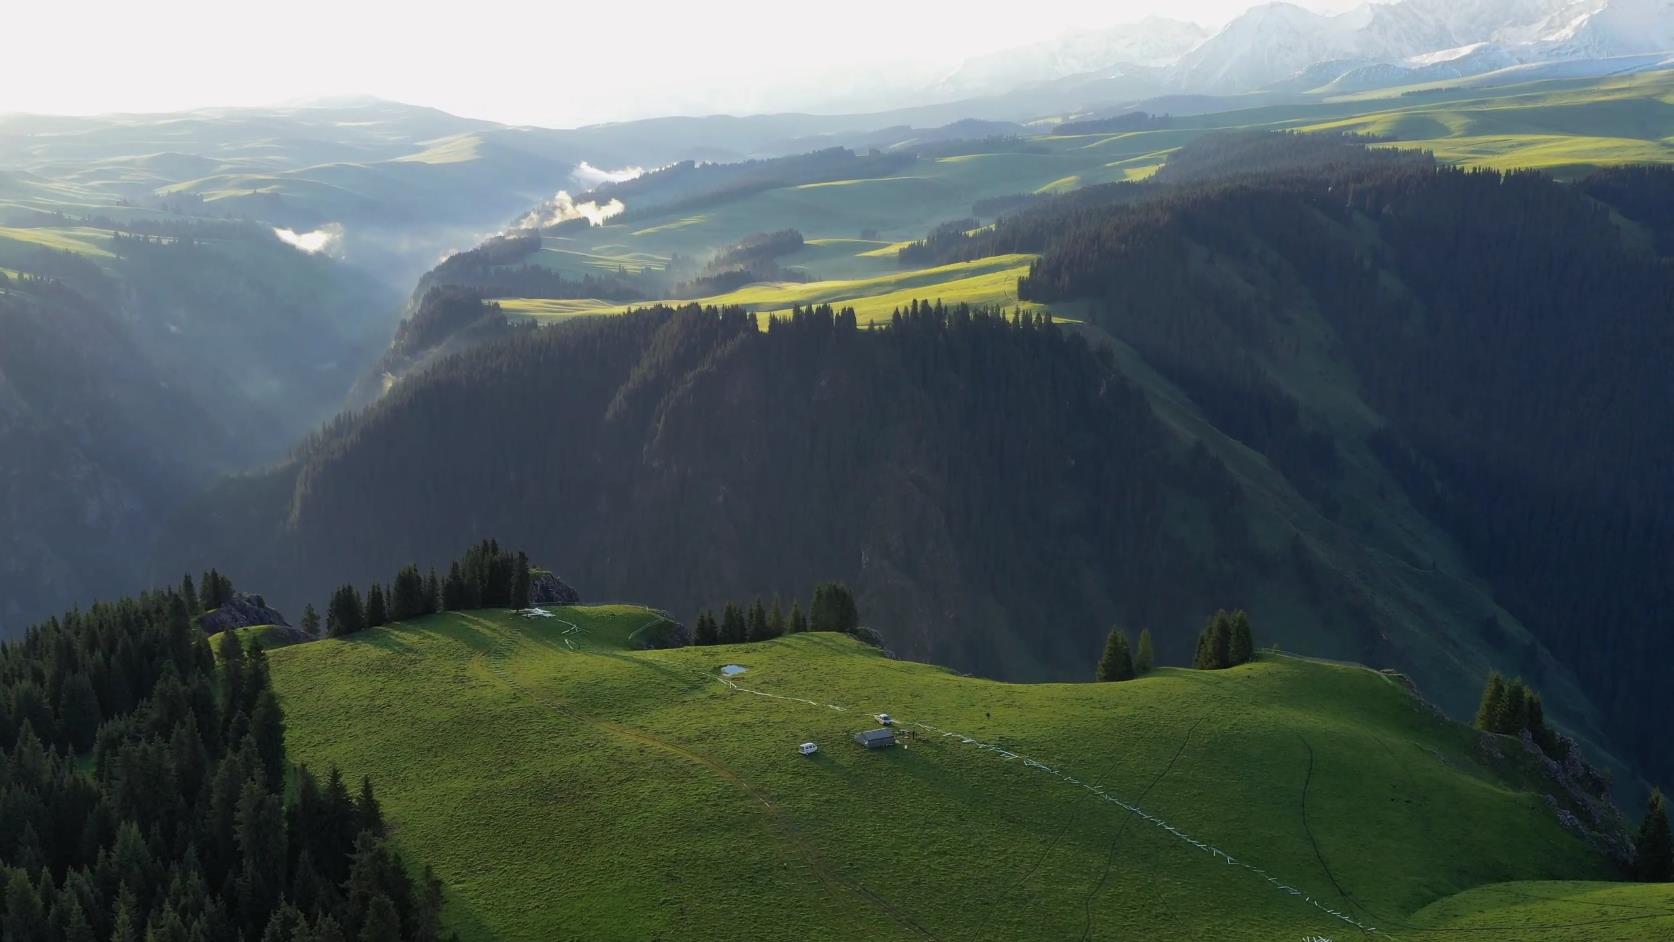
[2,0,1365,127]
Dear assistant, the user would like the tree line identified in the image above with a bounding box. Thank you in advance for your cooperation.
[171,299,1257,692]
[0,584,449,941]
[692,582,859,646]
[317,540,535,639]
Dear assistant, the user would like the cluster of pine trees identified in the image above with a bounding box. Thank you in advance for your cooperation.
[1192,610,1254,670]
[692,582,858,646]
[315,540,534,639]
[1095,627,1155,682]
[0,585,446,941]
[1473,672,1565,760]
[182,571,235,615]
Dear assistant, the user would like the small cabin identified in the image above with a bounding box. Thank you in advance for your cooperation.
[799,742,818,755]
[854,728,896,749]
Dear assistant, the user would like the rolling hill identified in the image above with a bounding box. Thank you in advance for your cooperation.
[266,605,1672,941]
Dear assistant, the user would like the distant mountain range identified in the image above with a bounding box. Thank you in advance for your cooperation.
[920,0,1674,110]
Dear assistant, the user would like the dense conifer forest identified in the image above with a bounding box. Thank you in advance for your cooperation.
[1009,141,1674,785]
[0,586,444,940]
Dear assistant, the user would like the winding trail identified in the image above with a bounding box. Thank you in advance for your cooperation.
[463,611,937,941]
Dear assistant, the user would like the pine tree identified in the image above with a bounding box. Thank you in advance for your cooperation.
[1136,628,1155,673]
[357,776,385,837]
[767,597,787,637]
[720,604,747,645]
[809,582,859,632]
[424,569,441,615]
[789,601,808,634]
[1499,678,1530,736]
[1096,627,1135,682]
[249,690,288,789]
[1634,790,1673,882]
[182,573,200,616]
[1194,611,1232,670]
[693,611,718,646]
[512,553,532,610]
[1475,672,1507,732]
[364,585,388,629]
[301,604,321,637]
[219,630,246,729]
[391,565,425,621]
[327,585,366,637]
[358,895,401,942]
[442,563,466,612]
[57,672,103,751]
[747,599,770,642]
[1228,610,1254,666]
[109,885,140,942]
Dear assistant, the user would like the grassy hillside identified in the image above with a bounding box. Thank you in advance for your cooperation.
[497,254,1050,326]
[267,607,1668,941]
[464,71,1674,329]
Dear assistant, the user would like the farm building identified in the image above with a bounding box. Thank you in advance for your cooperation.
[854,728,896,749]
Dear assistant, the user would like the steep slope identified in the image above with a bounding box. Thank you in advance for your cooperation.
[0,276,215,628]
[267,607,1664,941]
[1009,137,1674,785]
[0,222,398,633]
[169,136,1674,790]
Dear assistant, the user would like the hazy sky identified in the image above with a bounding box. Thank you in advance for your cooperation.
[3,0,1363,127]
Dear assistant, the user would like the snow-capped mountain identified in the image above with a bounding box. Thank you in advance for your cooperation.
[954,0,1674,109]
[934,17,1209,99]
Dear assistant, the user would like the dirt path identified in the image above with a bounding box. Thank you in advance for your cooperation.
[460,612,937,941]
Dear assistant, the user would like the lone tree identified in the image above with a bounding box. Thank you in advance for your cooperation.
[1096,627,1135,682]
[1633,790,1673,882]
[1136,628,1155,673]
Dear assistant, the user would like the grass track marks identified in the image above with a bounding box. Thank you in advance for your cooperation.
[1077,715,1209,942]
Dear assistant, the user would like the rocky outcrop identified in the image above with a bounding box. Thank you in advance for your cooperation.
[199,593,290,635]
[528,570,580,606]
[634,617,691,650]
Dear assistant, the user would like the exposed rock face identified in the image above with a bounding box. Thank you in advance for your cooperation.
[528,570,580,606]
[200,593,290,635]
[635,617,692,650]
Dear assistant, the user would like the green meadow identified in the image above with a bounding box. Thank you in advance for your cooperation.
[486,71,1674,331]
[267,607,1671,941]
[496,254,1049,326]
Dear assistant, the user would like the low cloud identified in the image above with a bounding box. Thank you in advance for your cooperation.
[273,223,344,254]
[516,191,625,229]
[571,161,645,188]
